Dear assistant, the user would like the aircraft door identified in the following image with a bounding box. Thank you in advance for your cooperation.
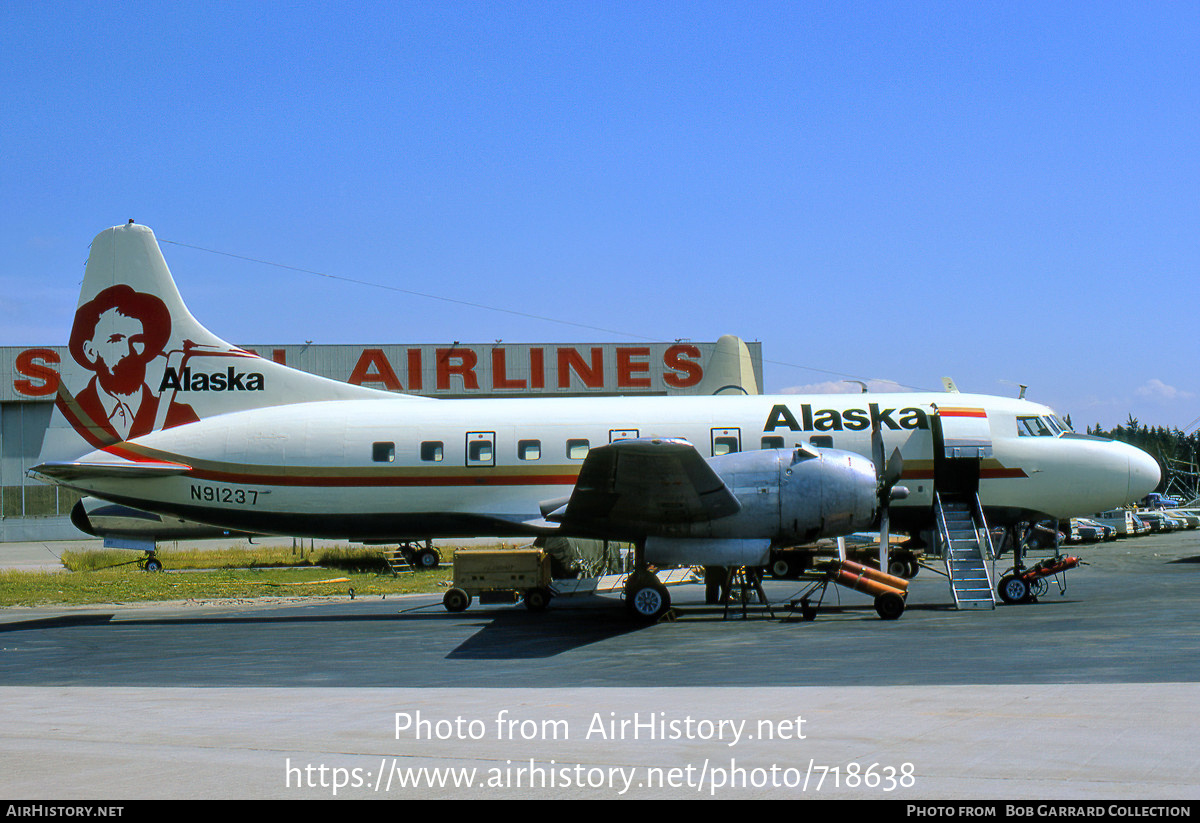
[932,408,992,495]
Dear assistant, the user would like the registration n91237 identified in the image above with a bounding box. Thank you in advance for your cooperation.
[190,484,263,505]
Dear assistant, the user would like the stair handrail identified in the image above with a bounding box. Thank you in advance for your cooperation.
[933,491,959,583]
[972,492,998,591]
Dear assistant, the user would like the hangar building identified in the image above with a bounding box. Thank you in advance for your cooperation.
[0,337,762,541]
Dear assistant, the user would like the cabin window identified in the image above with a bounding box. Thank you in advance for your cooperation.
[421,441,444,462]
[810,435,833,448]
[372,442,395,463]
[519,439,541,460]
[761,436,785,449]
[567,439,590,459]
[713,437,739,456]
[465,432,496,466]
[468,440,492,462]
[609,429,639,442]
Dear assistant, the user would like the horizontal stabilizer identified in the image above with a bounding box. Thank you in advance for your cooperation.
[28,459,192,482]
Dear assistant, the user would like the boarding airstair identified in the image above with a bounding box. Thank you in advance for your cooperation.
[382,546,416,575]
[935,492,996,609]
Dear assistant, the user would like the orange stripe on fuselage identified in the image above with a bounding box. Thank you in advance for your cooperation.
[938,407,988,418]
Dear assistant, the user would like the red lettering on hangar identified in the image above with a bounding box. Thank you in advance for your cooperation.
[663,344,702,388]
[13,348,62,397]
[344,345,706,392]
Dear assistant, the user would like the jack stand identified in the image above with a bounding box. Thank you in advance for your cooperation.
[722,566,774,619]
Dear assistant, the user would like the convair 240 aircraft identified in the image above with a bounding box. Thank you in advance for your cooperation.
[30,223,1160,619]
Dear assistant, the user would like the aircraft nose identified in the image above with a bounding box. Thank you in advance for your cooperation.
[1126,443,1161,502]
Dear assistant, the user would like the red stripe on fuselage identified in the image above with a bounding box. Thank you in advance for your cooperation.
[186,468,582,488]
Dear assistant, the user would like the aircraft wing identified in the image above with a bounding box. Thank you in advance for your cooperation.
[546,438,741,537]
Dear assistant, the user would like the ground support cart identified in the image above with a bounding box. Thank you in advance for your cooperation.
[442,549,554,612]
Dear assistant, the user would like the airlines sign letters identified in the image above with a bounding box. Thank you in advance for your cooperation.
[5,342,745,401]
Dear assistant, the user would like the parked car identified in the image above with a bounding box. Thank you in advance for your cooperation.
[1062,518,1100,543]
[1024,519,1065,550]
[1162,509,1200,529]
[1136,510,1183,532]
[1076,517,1116,541]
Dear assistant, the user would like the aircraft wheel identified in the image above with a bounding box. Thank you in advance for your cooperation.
[799,598,818,621]
[906,559,920,578]
[144,557,163,572]
[443,588,470,612]
[874,591,905,620]
[997,574,1031,605]
[414,548,440,570]
[770,557,794,579]
[523,587,552,612]
[626,580,670,622]
[887,558,909,578]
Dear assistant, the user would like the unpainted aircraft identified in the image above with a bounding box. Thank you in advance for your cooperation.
[30,223,1160,619]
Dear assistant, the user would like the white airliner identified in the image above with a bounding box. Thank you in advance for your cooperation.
[30,223,1160,618]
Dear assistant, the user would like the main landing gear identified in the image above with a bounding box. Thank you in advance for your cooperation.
[623,540,671,622]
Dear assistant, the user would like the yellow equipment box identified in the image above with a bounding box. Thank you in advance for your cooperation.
[444,549,553,613]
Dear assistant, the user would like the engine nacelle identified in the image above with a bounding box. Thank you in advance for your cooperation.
[71,497,254,542]
[643,446,880,567]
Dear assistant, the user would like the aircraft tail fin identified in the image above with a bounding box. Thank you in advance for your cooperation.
[694,335,759,396]
[57,222,404,450]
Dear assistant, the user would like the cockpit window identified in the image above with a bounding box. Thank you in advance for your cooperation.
[1017,416,1052,437]
[1017,415,1070,436]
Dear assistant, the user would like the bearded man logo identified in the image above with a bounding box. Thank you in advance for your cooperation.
[67,284,198,441]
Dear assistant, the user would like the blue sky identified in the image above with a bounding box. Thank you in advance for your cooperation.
[2,2,1196,431]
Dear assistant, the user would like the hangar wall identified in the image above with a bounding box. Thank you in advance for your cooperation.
[0,338,762,541]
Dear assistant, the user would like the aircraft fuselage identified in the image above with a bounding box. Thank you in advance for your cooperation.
[41,391,1160,543]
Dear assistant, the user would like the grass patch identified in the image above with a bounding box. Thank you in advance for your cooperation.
[2,543,541,607]
[0,566,454,607]
[60,544,392,572]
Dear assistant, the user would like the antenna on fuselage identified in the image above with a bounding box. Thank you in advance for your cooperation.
[999,380,1027,399]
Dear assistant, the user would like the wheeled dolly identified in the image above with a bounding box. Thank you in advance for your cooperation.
[787,559,910,620]
[997,555,1083,604]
